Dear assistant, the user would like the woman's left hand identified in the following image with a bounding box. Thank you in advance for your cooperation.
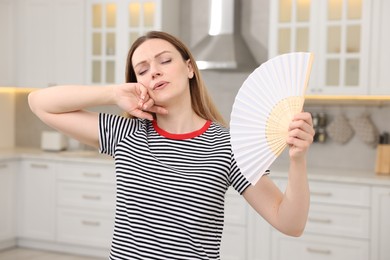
[287,112,315,160]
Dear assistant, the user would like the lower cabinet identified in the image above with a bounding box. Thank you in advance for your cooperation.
[5,156,390,260]
[0,159,16,248]
[266,177,372,260]
[371,186,390,260]
[221,188,249,260]
[18,159,56,241]
[56,161,116,249]
[57,208,114,248]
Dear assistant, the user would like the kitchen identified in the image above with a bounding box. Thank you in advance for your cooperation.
[0,0,390,259]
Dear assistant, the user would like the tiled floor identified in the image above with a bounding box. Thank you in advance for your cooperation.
[0,247,106,260]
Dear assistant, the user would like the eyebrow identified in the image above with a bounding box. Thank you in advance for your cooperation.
[134,50,172,69]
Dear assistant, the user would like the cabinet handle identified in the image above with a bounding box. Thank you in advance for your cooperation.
[82,194,101,201]
[306,247,331,255]
[30,163,49,169]
[82,172,101,178]
[308,217,332,224]
[81,220,100,226]
[0,163,8,169]
[311,191,332,197]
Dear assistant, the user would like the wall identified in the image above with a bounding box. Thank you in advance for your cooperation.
[13,89,121,149]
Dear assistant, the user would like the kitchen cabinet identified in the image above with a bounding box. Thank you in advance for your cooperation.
[0,159,16,249]
[220,188,249,260]
[17,159,56,241]
[85,0,180,84]
[369,0,390,95]
[0,0,16,86]
[269,0,371,95]
[246,207,271,260]
[4,151,390,259]
[268,178,371,260]
[371,186,390,260]
[16,0,85,88]
[56,161,115,249]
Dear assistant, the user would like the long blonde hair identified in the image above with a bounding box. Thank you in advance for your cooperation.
[125,31,226,127]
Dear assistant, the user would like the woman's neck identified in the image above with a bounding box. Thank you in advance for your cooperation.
[155,106,206,134]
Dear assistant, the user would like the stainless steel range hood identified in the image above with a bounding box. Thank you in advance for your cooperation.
[192,0,258,71]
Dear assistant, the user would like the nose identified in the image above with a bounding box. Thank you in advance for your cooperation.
[150,63,162,79]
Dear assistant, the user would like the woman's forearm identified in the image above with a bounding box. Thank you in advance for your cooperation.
[28,85,116,115]
[277,158,310,236]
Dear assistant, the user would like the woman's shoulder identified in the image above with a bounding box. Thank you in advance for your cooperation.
[206,121,231,140]
[209,121,229,132]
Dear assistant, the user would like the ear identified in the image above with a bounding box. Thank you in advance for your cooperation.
[186,59,195,79]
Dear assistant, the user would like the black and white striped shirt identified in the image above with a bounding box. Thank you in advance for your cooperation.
[99,113,251,259]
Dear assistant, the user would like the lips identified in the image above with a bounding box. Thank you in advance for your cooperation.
[153,81,168,90]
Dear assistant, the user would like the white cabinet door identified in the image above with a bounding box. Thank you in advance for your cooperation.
[246,207,271,260]
[371,186,390,260]
[220,188,247,260]
[269,0,371,96]
[17,0,85,87]
[0,160,16,244]
[18,159,56,241]
[0,0,15,86]
[85,0,179,85]
[56,161,115,249]
[57,208,114,248]
[369,0,390,95]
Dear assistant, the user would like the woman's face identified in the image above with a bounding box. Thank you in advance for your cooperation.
[131,38,194,106]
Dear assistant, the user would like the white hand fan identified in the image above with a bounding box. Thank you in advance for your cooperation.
[230,52,314,185]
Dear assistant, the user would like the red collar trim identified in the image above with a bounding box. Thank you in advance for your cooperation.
[152,120,212,140]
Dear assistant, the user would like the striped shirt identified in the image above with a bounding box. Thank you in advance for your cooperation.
[99,113,252,260]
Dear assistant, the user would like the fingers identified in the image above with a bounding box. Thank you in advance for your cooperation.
[286,112,315,155]
[140,97,168,115]
[292,112,313,127]
[135,83,148,101]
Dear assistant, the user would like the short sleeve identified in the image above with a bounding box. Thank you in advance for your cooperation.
[98,113,139,157]
[229,152,251,194]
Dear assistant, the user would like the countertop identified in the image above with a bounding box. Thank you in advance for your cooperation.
[1,147,390,187]
[0,147,113,164]
[270,164,390,187]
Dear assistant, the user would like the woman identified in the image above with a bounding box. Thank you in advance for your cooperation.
[29,31,314,259]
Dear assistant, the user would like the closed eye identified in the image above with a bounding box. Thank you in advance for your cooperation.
[162,59,171,64]
[138,70,147,76]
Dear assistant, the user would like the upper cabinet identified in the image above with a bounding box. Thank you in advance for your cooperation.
[10,0,179,88]
[85,0,180,85]
[369,0,390,95]
[269,0,388,96]
[16,0,85,88]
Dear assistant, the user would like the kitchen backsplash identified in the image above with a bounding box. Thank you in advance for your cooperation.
[0,88,15,148]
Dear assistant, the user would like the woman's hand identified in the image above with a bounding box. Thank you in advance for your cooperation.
[287,112,315,160]
[113,83,168,120]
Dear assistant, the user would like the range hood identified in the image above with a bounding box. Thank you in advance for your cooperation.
[192,0,258,71]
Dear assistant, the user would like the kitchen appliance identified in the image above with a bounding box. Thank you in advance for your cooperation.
[41,131,67,151]
[191,0,259,70]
